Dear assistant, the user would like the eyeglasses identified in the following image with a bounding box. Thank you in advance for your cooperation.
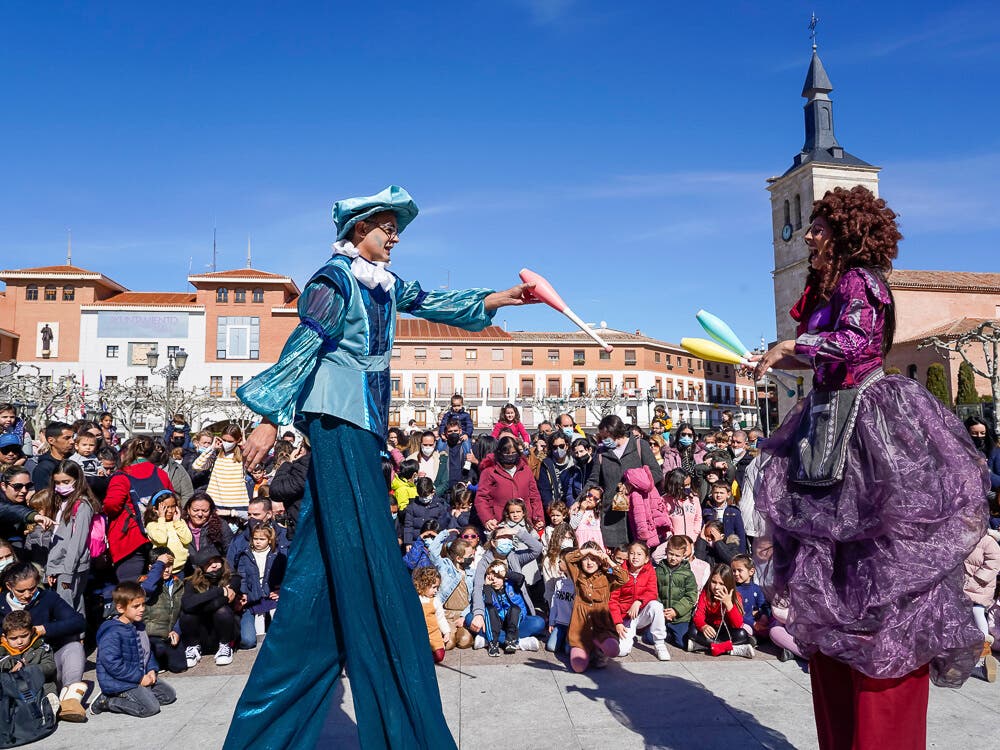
[7,483,33,492]
[460,534,479,541]
[373,222,399,241]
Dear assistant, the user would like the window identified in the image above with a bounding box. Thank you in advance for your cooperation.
[572,377,586,397]
[136,375,149,388]
[907,364,918,380]
[573,350,585,366]
[665,378,673,398]
[490,375,505,397]
[548,349,559,363]
[216,316,260,360]
[783,199,790,227]
[391,347,401,358]
[106,345,119,358]
[25,285,38,301]
[62,285,75,301]
[519,376,534,398]
[388,410,400,427]
[230,376,243,394]
[391,377,402,397]
[687,358,693,370]
[547,377,561,397]
[521,349,533,365]
[234,288,246,303]
[104,375,118,387]
[439,376,454,396]
[210,377,222,397]
[439,347,452,360]
[414,409,427,426]
[252,288,264,303]
[597,377,612,396]
[600,350,611,361]
[491,348,504,362]
[463,375,479,396]
[794,194,802,230]
[413,376,428,397]
[654,352,661,363]
[468,408,478,427]
[44,286,56,301]
[414,347,427,360]
[216,287,228,303]
[167,345,179,358]
[624,377,638,392]
[465,348,477,360]
[624,349,637,366]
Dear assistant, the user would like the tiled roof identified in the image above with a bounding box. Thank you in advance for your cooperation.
[1,265,98,275]
[509,328,687,350]
[188,268,289,279]
[396,318,511,340]
[897,317,998,343]
[889,270,1000,292]
[0,328,18,339]
[0,264,127,291]
[96,292,199,307]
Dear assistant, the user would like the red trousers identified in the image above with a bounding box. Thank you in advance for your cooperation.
[810,652,930,750]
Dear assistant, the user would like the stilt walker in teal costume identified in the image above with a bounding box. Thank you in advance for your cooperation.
[222,186,536,750]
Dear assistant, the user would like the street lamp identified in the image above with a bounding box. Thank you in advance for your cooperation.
[147,348,188,423]
[645,386,658,427]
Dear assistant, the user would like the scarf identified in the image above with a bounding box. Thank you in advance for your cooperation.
[332,240,396,291]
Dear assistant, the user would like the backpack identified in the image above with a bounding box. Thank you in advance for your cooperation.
[72,501,108,558]
[0,666,57,747]
[116,469,168,538]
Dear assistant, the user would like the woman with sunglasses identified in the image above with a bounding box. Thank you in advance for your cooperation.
[0,467,55,558]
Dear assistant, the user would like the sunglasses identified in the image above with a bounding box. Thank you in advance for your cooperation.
[460,533,479,540]
[7,483,33,492]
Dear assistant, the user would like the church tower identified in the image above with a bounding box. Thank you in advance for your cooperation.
[768,41,881,416]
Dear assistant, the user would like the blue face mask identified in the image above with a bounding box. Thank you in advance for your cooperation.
[601,438,616,449]
[495,539,514,556]
[562,428,575,439]
[678,436,694,447]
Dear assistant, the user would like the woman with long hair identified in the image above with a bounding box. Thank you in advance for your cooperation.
[751,186,987,749]
[45,460,102,614]
[183,491,234,575]
[192,426,252,518]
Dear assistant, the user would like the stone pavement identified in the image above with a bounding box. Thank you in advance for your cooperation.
[42,640,998,749]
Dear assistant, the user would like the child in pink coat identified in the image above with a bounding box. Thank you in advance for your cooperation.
[964,530,1000,681]
[623,466,671,550]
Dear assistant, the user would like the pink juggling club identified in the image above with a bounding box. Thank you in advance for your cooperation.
[519,268,614,353]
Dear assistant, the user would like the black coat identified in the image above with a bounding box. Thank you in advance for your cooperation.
[402,496,451,545]
[269,454,310,524]
[184,520,233,575]
[586,437,663,548]
[0,588,85,651]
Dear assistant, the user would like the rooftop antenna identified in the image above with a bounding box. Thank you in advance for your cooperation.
[246,235,252,268]
[66,229,72,265]
[809,11,819,50]
[212,226,217,272]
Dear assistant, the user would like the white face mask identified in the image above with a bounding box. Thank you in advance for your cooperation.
[420,445,435,458]
[221,440,236,453]
[732,448,745,458]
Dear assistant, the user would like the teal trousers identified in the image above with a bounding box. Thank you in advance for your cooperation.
[223,416,456,749]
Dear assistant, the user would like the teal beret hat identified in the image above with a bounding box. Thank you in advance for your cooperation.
[332,185,419,241]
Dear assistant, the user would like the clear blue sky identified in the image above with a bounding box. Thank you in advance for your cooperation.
[2,1,997,345]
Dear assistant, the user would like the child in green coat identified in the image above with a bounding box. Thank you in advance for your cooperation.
[655,536,698,648]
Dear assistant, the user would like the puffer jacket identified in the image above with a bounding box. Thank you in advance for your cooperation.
[655,558,698,623]
[474,457,544,528]
[964,533,1000,608]
[624,466,672,549]
[609,561,658,625]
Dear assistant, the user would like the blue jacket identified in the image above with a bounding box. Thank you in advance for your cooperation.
[735,582,770,628]
[702,503,748,553]
[403,496,451,545]
[426,530,475,615]
[0,589,85,652]
[226,523,290,568]
[402,538,434,571]
[988,450,1000,490]
[235,547,287,608]
[96,618,158,695]
[537,457,583,507]
[437,409,475,440]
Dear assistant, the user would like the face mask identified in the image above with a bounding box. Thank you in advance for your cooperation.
[732,448,746,458]
[171,437,185,447]
[749,440,758,450]
[391,512,398,521]
[562,428,575,438]
[204,571,223,584]
[678,436,694,447]
[54,483,75,496]
[601,438,616,449]
[972,436,987,450]
[498,453,518,466]
[495,539,514,555]
[421,445,435,457]
[553,447,567,460]
[663,431,671,441]
[0,558,13,573]
[221,441,236,453]
[446,434,461,447]
[198,444,212,453]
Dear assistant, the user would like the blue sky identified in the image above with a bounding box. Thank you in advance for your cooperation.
[2,1,997,346]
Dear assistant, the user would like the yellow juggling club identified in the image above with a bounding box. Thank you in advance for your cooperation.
[680,337,749,366]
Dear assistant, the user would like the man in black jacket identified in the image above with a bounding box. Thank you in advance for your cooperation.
[31,422,75,490]
[268,444,310,537]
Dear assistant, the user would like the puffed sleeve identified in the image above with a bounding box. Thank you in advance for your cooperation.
[237,277,346,425]
[394,278,496,332]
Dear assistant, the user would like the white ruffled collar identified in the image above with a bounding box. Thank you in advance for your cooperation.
[332,240,396,292]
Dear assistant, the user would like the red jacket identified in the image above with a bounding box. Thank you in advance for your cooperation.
[103,462,173,563]
[692,589,744,632]
[474,457,543,527]
[491,420,530,444]
[609,562,658,625]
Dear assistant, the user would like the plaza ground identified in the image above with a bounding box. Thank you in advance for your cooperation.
[43,638,997,749]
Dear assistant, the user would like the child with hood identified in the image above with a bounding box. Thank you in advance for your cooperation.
[623,465,672,550]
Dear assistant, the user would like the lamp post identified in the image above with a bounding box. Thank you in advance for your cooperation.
[147,348,188,425]
[645,386,658,427]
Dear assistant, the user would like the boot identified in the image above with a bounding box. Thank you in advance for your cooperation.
[59,682,88,723]
[983,641,998,683]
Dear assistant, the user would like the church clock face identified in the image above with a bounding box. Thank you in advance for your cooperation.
[781,223,793,242]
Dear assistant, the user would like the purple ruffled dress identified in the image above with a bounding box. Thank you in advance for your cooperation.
[754,268,989,687]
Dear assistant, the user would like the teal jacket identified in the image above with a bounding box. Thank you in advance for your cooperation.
[238,254,494,437]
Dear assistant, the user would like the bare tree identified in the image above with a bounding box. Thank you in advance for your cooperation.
[212,397,259,437]
[919,320,999,436]
[576,387,628,423]
[96,378,159,436]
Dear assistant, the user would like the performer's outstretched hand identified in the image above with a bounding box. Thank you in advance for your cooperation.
[244,420,278,468]
[750,339,799,381]
[484,283,539,311]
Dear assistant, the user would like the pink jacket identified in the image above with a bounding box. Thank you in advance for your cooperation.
[663,493,702,541]
[964,534,1000,608]
[623,466,672,549]
[491,420,530,444]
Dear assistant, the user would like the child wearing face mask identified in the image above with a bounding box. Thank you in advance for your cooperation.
[179,556,242,668]
[45,462,103,615]
[570,488,605,550]
[425,531,475,649]
[403,478,450,546]
[192,430,252,519]
[144,491,192,575]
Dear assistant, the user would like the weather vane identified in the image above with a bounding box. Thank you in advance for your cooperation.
[809,12,819,50]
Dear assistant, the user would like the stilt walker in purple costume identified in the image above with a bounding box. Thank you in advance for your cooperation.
[750,186,988,750]
[222,186,537,749]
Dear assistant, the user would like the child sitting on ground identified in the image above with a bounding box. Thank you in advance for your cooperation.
[404,478,450,546]
[730,554,770,643]
[93,581,177,717]
[0,610,60,717]
[235,524,286,650]
[481,560,527,657]
[570,488,605,549]
[610,541,670,661]
[546,549,576,654]
[564,541,629,672]
[413,566,451,664]
[687,563,754,658]
[139,549,187,673]
[655,535,699,650]
[701,482,747,553]
[144,491,192,575]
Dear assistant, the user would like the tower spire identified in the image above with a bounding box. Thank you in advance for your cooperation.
[212,227,217,272]
[246,235,252,269]
[66,229,72,265]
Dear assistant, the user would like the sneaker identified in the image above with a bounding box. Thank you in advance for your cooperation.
[473,635,487,650]
[504,640,518,654]
[184,645,202,668]
[654,642,671,661]
[215,643,234,666]
[487,642,501,658]
[592,651,610,669]
[685,639,698,653]
[731,644,755,659]
[747,634,758,648]
[986,654,998,683]
[89,695,109,716]
[778,648,797,663]
[518,636,540,652]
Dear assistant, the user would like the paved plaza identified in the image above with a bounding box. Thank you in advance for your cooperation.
[42,640,998,749]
